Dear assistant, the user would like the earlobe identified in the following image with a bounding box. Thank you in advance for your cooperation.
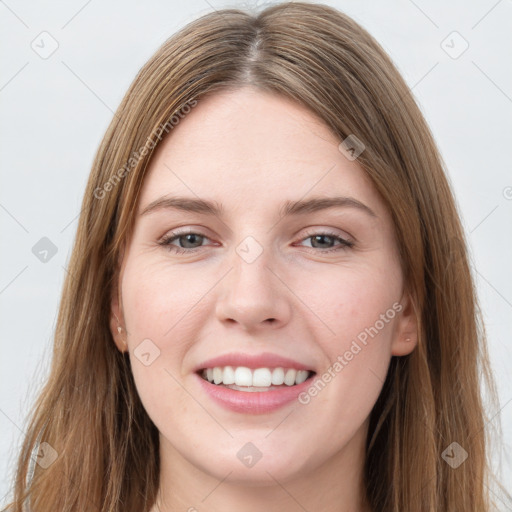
[391,292,419,356]
[110,290,127,353]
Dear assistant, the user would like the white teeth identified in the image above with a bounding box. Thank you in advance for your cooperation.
[252,368,272,387]
[284,368,296,386]
[234,367,252,386]
[213,367,223,385]
[296,370,309,385]
[201,366,313,387]
[222,366,235,385]
[271,367,285,385]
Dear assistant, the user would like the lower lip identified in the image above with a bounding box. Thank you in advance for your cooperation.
[194,372,316,414]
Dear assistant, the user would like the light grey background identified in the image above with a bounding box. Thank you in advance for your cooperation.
[1,0,511,505]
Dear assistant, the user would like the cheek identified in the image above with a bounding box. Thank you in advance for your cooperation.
[122,256,213,341]
[296,273,399,447]
[300,262,401,404]
[307,261,401,346]
[120,258,209,418]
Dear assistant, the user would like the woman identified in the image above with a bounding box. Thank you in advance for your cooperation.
[3,2,509,511]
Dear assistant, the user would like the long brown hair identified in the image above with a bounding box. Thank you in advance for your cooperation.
[3,2,509,511]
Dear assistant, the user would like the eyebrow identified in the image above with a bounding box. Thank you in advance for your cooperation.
[139,195,377,218]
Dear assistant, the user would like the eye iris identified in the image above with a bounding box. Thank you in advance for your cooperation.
[311,234,334,249]
[180,233,203,248]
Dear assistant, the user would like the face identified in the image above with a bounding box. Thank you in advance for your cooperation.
[110,87,417,487]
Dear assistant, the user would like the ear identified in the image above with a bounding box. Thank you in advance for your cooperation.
[391,290,419,356]
[110,285,127,354]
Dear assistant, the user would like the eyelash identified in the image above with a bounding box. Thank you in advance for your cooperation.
[158,228,354,255]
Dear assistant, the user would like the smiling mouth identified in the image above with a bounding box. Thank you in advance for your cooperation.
[197,367,316,392]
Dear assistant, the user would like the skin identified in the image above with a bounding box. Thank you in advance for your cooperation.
[110,87,418,512]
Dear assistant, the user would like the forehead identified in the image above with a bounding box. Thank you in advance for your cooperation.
[137,87,386,219]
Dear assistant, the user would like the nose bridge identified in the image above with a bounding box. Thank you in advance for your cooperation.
[215,233,291,328]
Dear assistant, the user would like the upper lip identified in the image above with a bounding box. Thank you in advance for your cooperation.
[194,352,316,373]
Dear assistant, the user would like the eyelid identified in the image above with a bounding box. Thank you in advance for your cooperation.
[158,226,353,243]
[300,226,354,244]
[158,225,213,241]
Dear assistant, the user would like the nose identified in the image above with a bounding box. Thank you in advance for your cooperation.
[215,241,292,332]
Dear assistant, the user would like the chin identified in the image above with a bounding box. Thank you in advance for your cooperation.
[199,450,312,486]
